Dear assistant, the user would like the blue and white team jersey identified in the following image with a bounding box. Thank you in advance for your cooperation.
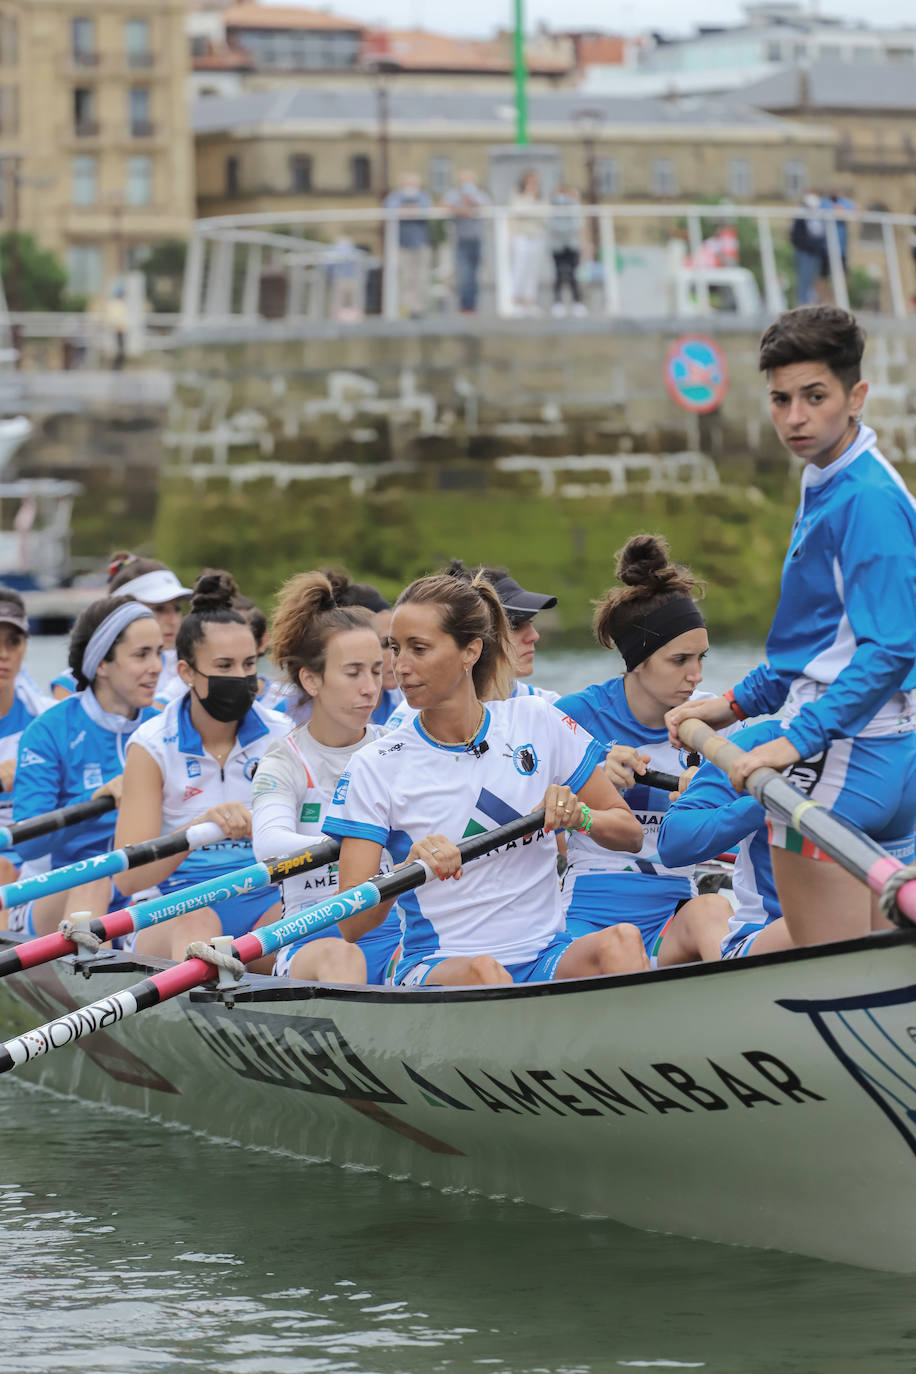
[152,650,185,710]
[251,720,401,983]
[733,425,916,758]
[324,694,603,967]
[509,680,560,705]
[370,687,403,726]
[0,674,52,827]
[657,720,783,958]
[14,690,158,870]
[555,676,709,898]
[385,681,556,733]
[128,693,288,893]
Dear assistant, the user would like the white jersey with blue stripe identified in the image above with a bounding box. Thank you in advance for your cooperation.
[555,675,709,888]
[129,693,288,887]
[657,720,783,952]
[386,681,557,733]
[14,691,157,868]
[509,680,560,704]
[734,425,916,757]
[324,694,603,966]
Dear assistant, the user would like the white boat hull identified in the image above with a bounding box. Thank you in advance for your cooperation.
[2,930,915,1271]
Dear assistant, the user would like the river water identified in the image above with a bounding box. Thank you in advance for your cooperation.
[4,639,915,1372]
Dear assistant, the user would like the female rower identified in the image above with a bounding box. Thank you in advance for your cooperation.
[0,588,52,886]
[338,581,403,725]
[555,535,731,967]
[324,571,647,986]
[251,570,402,983]
[667,305,916,946]
[113,571,287,964]
[108,551,193,706]
[10,597,162,936]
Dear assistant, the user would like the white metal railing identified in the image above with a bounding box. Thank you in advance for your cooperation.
[179,201,916,330]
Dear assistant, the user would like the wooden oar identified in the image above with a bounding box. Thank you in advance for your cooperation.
[0,809,546,1074]
[0,796,117,851]
[677,719,916,927]
[0,821,228,914]
[0,836,342,980]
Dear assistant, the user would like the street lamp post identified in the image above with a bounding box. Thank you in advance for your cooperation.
[574,107,605,259]
[513,0,528,147]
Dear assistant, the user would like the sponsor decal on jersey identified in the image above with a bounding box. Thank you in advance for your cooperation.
[19,747,47,767]
[510,743,538,776]
[164,733,178,744]
[251,771,279,796]
[300,802,322,824]
[69,731,86,750]
[83,763,103,790]
[186,758,201,778]
[183,785,203,802]
[333,774,350,805]
[243,758,259,782]
[560,715,578,734]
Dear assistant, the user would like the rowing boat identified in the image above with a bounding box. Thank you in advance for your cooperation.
[1,925,915,1272]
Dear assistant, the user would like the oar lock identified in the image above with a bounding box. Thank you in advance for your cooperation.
[878,864,916,930]
[185,935,247,1008]
[58,911,104,978]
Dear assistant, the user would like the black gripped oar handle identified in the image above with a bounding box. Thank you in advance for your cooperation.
[0,796,117,850]
[677,718,916,928]
[641,769,680,793]
[263,836,340,880]
[0,810,549,1073]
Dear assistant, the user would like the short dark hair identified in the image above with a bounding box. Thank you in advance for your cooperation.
[758,305,865,392]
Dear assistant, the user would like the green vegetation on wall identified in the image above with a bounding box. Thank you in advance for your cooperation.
[154,479,797,643]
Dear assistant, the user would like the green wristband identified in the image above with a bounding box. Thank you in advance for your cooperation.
[575,803,593,834]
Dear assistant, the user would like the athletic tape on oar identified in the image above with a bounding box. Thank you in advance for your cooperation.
[0,837,342,980]
[0,810,546,1073]
[676,718,916,927]
[0,795,117,851]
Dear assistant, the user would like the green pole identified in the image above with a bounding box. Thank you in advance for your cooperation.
[513,0,528,146]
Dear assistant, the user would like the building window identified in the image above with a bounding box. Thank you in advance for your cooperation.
[225,156,240,196]
[71,154,98,206]
[350,154,371,192]
[887,47,915,63]
[71,17,96,65]
[819,44,840,60]
[126,155,153,207]
[73,87,98,137]
[595,156,620,196]
[429,155,452,197]
[766,41,781,61]
[0,14,19,66]
[651,157,677,197]
[128,86,152,137]
[782,159,806,198]
[232,27,360,71]
[67,244,103,294]
[0,86,18,136]
[289,154,312,192]
[728,158,751,199]
[125,19,152,68]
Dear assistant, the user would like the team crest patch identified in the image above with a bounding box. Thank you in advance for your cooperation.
[333,775,350,805]
[183,785,203,802]
[511,743,538,775]
[186,758,201,778]
[83,764,103,790]
[300,802,321,824]
[243,759,259,781]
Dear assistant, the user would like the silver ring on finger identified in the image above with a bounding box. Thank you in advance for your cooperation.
[429,846,440,855]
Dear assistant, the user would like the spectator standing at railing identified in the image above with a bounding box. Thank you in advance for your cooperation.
[508,169,547,315]
[789,194,826,306]
[548,186,587,318]
[443,170,490,314]
[384,172,432,319]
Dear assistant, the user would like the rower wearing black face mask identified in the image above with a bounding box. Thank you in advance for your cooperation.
[112,569,288,966]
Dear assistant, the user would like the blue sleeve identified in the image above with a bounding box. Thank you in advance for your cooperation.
[732,660,793,718]
[786,488,916,757]
[554,692,601,740]
[11,713,67,862]
[657,765,765,867]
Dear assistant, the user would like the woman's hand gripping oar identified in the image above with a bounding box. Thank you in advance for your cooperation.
[674,718,916,928]
[0,796,118,852]
[0,836,343,980]
[0,809,547,1074]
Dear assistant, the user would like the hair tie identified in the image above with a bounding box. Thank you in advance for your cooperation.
[81,602,155,683]
[107,552,136,581]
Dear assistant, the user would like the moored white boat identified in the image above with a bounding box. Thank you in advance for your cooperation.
[1,926,915,1273]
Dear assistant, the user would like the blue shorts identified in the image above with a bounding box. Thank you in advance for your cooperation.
[769,733,916,857]
[563,870,690,966]
[7,881,127,940]
[394,931,574,987]
[275,910,402,985]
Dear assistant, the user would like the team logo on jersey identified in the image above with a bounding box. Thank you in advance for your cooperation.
[19,747,47,767]
[183,785,203,802]
[186,759,201,778]
[69,731,86,750]
[462,787,522,838]
[251,772,279,796]
[300,802,321,824]
[243,759,259,782]
[333,774,350,805]
[506,742,538,775]
[164,733,178,744]
[83,764,103,790]
[560,715,578,734]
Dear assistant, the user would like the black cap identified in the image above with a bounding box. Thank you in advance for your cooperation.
[491,574,557,623]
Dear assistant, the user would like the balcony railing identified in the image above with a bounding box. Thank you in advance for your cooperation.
[73,119,100,138]
[127,51,154,69]
[130,119,154,138]
[71,50,99,67]
[178,201,916,330]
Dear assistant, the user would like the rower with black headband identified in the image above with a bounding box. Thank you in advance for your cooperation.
[555,534,732,968]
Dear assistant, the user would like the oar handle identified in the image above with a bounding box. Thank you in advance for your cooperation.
[641,769,680,792]
[0,795,117,850]
[676,718,916,927]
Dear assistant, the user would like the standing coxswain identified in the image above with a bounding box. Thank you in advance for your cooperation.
[667,305,916,946]
[251,570,402,984]
[113,571,287,966]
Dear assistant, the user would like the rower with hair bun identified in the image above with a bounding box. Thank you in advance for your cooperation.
[556,534,731,968]
[251,568,402,984]
[113,569,288,966]
[10,595,162,936]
